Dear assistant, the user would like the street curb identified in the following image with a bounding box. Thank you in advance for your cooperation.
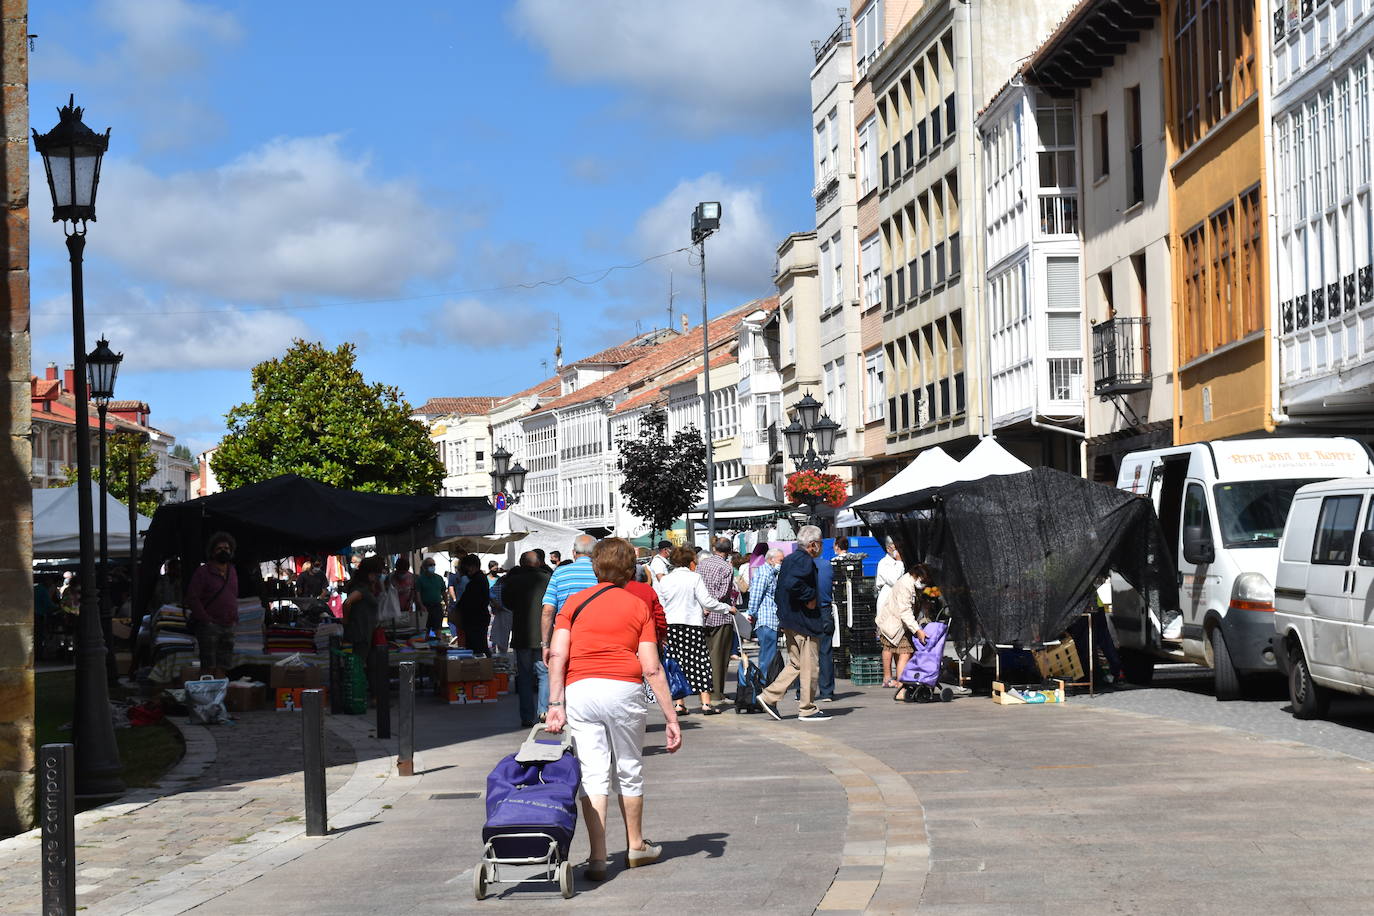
[720,714,931,914]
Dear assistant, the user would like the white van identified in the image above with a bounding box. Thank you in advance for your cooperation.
[1111,438,1373,698]
[1274,478,1374,718]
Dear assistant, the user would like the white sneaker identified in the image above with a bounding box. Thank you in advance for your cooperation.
[1161,611,1183,640]
[797,711,831,722]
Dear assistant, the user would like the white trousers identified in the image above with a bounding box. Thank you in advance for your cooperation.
[565,678,648,798]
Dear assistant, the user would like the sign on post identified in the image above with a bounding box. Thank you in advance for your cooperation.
[40,743,75,916]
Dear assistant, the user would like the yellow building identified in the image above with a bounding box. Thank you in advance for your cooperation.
[1162,0,1271,443]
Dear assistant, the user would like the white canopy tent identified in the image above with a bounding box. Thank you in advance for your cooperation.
[850,446,961,509]
[946,436,1032,483]
[32,486,152,560]
[473,509,586,569]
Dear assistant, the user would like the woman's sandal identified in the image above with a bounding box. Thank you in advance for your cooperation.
[673,704,689,716]
[700,704,722,715]
[586,859,609,881]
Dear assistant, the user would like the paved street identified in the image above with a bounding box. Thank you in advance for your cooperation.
[8,665,1374,914]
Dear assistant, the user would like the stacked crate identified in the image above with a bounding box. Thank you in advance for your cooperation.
[832,556,880,681]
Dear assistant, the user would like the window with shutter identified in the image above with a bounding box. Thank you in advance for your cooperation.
[1045,257,1081,308]
[1047,314,1081,351]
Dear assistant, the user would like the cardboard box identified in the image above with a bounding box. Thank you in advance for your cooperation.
[226,681,268,713]
[440,656,494,683]
[275,686,328,711]
[439,679,500,705]
[270,663,324,688]
[494,672,510,694]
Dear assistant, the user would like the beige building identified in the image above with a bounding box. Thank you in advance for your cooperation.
[1024,0,1174,480]
[869,0,1076,469]
[414,397,500,498]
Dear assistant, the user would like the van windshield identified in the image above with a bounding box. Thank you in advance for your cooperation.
[1213,480,1311,547]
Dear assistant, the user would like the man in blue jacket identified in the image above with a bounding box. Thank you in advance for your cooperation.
[757,525,830,722]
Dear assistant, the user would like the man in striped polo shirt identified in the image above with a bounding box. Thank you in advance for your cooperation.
[541,533,599,663]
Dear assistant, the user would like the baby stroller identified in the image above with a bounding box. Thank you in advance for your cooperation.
[475,726,581,900]
[894,619,953,703]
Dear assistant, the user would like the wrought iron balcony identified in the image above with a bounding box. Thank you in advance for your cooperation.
[1092,317,1151,396]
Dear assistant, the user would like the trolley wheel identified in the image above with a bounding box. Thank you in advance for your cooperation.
[473,862,488,900]
[939,686,953,703]
[559,859,574,899]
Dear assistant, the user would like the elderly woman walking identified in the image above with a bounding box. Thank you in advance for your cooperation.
[876,561,929,688]
[654,544,734,715]
[545,538,682,881]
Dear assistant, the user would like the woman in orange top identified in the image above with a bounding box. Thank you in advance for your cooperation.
[545,538,682,882]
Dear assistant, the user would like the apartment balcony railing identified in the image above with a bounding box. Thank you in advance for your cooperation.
[1038,194,1080,236]
[1092,317,1152,395]
[1047,357,1084,402]
[813,18,851,62]
[48,459,64,477]
[31,457,45,478]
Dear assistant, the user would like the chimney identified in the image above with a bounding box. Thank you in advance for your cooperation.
[45,362,58,381]
[63,365,75,393]
[680,313,690,332]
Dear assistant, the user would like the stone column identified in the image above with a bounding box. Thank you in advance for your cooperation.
[0,0,33,836]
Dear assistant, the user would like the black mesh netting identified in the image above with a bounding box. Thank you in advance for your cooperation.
[859,466,1178,647]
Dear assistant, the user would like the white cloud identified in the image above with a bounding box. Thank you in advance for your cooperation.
[511,0,838,133]
[402,298,553,350]
[97,0,242,79]
[633,174,778,299]
[34,289,311,372]
[90,136,454,302]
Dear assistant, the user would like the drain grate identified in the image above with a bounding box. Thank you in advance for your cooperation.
[429,792,479,800]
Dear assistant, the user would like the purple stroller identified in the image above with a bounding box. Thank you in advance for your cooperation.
[894,620,953,703]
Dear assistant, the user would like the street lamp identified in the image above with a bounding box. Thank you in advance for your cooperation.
[488,444,527,509]
[33,96,123,797]
[786,391,840,472]
[87,336,122,686]
[691,201,722,541]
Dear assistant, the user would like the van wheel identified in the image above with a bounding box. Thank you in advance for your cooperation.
[1119,649,1155,686]
[1289,648,1330,720]
[1211,628,1242,701]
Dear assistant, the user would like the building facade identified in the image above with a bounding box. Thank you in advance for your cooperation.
[413,397,499,498]
[1025,0,1175,481]
[977,79,1085,471]
[870,0,1078,469]
[1162,0,1271,443]
[1271,0,1374,428]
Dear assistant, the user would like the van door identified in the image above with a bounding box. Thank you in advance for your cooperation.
[1178,481,1217,643]
[1350,498,1374,692]
[1307,494,1363,683]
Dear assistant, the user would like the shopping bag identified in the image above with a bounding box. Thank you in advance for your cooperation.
[661,655,692,701]
[377,585,403,625]
[184,675,229,724]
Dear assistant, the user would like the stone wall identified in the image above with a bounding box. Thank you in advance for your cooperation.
[0,0,32,836]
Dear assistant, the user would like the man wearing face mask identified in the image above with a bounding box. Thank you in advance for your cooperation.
[187,531,240,677]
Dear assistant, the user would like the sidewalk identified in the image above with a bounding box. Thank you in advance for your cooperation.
[9,673,1374,914]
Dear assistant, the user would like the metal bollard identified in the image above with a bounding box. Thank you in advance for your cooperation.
[40,743,75,916]
[371,645,391,739]
[398,661,415,776]
[328,635,344,715]
[302,689,328,836]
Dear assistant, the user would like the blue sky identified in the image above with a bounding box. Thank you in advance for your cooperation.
[29,0,839,453]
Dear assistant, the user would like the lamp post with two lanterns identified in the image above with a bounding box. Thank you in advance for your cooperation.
[32,96,124,796]
[782,392,841,472]
[488,445,528,509]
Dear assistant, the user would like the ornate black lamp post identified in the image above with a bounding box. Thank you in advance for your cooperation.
[488,445,528,509]
[87,336,121,684]
[783,391,841,472]
[33,96,123,797]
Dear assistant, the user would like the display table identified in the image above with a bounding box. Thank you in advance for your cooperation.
[148,646,439,684]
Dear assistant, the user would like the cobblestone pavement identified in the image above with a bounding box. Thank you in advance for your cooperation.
[1078,664,1374,763]
[0,710,360,914]
[10,665,1374,914]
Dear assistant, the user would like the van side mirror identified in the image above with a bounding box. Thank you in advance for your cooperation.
[1182,525,1215,564]
[1359,530,1374,565]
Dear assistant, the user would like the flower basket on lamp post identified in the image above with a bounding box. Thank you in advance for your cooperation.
[785,470,848,531]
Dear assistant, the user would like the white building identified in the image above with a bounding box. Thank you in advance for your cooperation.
[736,304,783,485]
[413,397,499,497]
[1271,1,1374,426]
[977,79,1084,469]
[811,13,865,481]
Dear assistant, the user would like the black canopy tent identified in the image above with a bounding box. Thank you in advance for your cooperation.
[135,474,495,613]
[858,466,1179,647]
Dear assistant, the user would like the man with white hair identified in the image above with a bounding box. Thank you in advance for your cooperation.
[757,526,830,722]
[541,534,599,664]
[746,548,785,680]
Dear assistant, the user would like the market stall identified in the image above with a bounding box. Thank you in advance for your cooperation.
[32,485,152,559]
[134,474,496,683]
[858,465,1178,648]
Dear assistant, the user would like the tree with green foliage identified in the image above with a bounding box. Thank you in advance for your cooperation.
[616,405,707,542]
[211,340,443,495]
[170,443,194,460]
[63,431,160,517]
